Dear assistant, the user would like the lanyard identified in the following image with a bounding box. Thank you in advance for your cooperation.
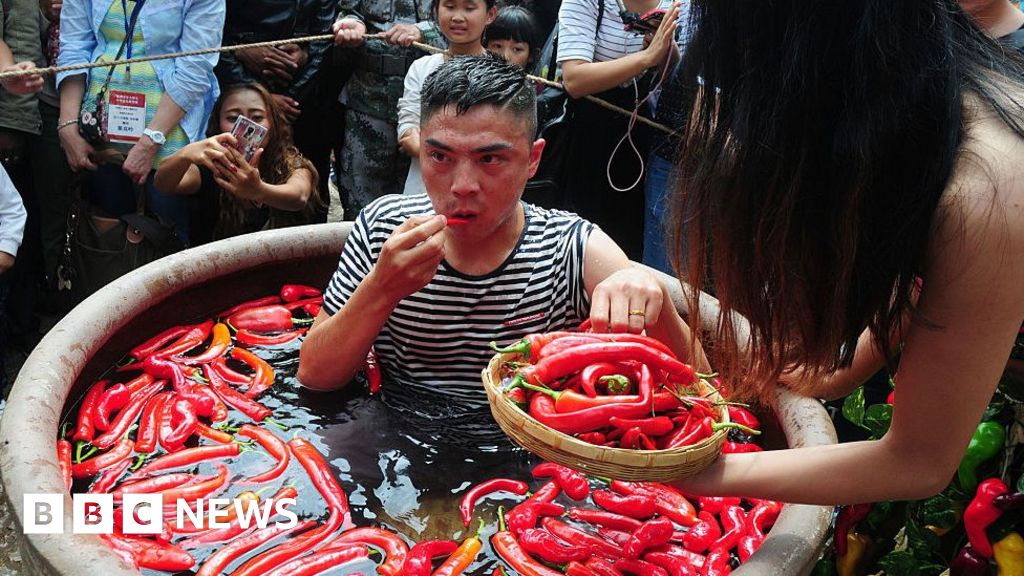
[120,0,145,79]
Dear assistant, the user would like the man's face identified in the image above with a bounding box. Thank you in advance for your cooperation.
[420,104,544,239]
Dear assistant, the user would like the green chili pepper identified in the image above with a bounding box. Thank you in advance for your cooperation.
[958,420,1006,491]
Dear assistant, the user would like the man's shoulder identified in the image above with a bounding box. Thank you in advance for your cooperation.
[523,202,592,233]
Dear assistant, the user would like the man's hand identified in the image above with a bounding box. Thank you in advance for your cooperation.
[272,94,301,124]
[1,62,44,95]
[0,252,14,275]
[382,23,423,47]
[333,18,367,47]
[370,215,447,303]
[122,136,160,185]
[235,46,297,84]
[589,267,666,334]
[279,44,309,70]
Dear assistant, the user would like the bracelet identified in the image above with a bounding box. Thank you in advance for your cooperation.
[57,118,79,132]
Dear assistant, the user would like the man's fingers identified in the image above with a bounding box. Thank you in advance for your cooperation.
[393,215,446,248]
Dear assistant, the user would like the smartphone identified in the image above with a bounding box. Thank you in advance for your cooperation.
[623,8,666,35]
[229,115,268,163]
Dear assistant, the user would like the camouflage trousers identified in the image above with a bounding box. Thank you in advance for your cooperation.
[337,109,411,220]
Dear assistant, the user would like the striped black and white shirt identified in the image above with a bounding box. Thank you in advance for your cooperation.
[557,0,678,64]
[323,194,595,442]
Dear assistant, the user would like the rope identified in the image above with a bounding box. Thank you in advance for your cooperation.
[0,32,676,135]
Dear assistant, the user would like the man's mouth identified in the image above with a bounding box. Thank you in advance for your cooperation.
[446,212,475,226]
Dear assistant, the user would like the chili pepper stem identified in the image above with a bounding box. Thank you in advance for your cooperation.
[74,441,88,463]
[491,339,530,356]
[79,445,99,462]
[713,422,761,435]
[598,375,631,394]
[519,381,557,398]
[214,423,241,433]
[695,371,719,380]
[60,422,70,439]
[129,454,147,471]
[498,506,507,532]
[264,418,289,431]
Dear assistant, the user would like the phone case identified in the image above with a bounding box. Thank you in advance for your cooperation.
[229,115,269,163]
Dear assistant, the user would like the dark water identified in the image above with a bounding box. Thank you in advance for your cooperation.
[66,335,553,575]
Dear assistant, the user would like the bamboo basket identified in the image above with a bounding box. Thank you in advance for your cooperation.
[482,352,729,481]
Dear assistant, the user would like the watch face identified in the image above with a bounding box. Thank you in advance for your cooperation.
[146,130,166,144]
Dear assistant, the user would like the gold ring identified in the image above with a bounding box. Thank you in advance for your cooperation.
[628,309,646,317]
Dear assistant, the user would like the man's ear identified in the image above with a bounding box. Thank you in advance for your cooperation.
[527,138,546,178]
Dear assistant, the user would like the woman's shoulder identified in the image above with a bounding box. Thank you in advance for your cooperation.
[954,88,1024,213]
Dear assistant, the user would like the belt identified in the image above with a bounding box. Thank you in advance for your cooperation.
[358,52,420,77]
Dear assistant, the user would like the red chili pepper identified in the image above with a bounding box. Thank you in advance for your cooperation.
[264,544,368,576]
[92,381,165,449]
[211,356,252,385]
[710,505,746,552]
[93,383,130,432]
[541,516,624,560]
[238,424,290,484]
[460,478,529,527]
[288,437,353,527]
[615,557,670,576]
[57,439,72,491]
[159,397,199,450]
[151,319,215,359]
[598,526,631,546]
[229,304,310,332]
[507,501,566,536]
[700,547,731,576]
[585,556,626,576]
[520,527,590,563]
[610,416,675,437]
[553,333,677,358]
[536,335,606,360]
[103,533,195,571]
[402,539,459,576]
[144,356,216,417]
[580,362,631,396]
[570,507,644,532]
[566,561,603,576]
[323,527,409,576]
[526,366,655,435]
[302,302,321,316]
[517,342,694,388]
[231,348,276,398]
[748,500,782,540]
[964,477,1010,558]
[681,511,720,553]
[622,517,676,558]
[113,473,192,503]
[161,463,230,504]
[72,437,134,478]
[236,328,307,347]
[72,379,108,442]
[180,486,292,546]
[135,393,170,453]
[737,534,760,562]
[577,431,608,445]
[726,406,759,431]
[365,347,382,394]
[128,324,193,362]
[195,519,315,576]
[492,332,576,359]
[721,441,762,454]
[532,461,590,500]
[832,502,872,557]
[205,364,273,422]
[644,550,702,574]
[593,490,658,519]
[131,443,241,480]
[123,373,157,394]
[176,322,231,365]
[280,284,322,303]
[88,458,132,494]
[218,295,282,319]
[665,417,716,449]
[696,497,742,515]
[491,530,564,576]
[612,481,699,527]
[620,426,645,450]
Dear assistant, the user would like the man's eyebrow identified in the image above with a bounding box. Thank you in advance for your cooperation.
[473,143,514,153]
[424,138,453,151]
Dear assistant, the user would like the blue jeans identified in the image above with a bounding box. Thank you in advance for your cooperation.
[642,153,674,275]
[89,164,190,244]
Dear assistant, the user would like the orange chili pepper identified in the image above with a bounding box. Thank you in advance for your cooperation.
[432,520,484,576]
[230,348,275,398]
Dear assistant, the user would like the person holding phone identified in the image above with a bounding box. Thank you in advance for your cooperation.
[154,83,318,245]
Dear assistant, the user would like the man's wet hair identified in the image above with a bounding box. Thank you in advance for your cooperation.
[420,54,537,136]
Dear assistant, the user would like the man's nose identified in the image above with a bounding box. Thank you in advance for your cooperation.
[450,162,480,196]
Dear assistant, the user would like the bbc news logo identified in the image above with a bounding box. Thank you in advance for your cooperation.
[22,494,298,534]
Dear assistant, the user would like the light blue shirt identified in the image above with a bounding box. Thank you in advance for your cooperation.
[56,0,225,143]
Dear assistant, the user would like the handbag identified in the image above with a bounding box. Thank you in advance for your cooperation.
[79,0,146,144]
[56,177,185,303]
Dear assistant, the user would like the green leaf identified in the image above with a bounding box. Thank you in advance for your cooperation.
[904,520,942,562]
[864,402,893,439]
[913,494,956,530]
[842,386,866,427]
[876,550,920,576]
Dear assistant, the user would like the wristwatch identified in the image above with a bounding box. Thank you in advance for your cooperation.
[143,128,166,146]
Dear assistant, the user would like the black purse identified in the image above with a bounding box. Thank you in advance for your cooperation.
[79,0,145,145]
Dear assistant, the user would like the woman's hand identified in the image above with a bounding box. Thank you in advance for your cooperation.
[58,127,97,172]
[641,1,679,68]
[212,146,264,202]
[182,133,238,177]
[0,62,44,95]
[590,267,665,334]
[122,137,159,185]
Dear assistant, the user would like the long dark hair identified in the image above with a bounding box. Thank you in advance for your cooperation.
[483,0,541,70]
[671,1,1024,398]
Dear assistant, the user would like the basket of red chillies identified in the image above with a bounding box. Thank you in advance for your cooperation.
[483,330,754,482]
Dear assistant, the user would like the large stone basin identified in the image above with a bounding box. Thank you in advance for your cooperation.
[0,222,837,575]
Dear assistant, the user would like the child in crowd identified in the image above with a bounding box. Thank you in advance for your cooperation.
[299,56,702,447]
[397,0,497,196]
[154,83,317,245]
[483,0,541,71]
